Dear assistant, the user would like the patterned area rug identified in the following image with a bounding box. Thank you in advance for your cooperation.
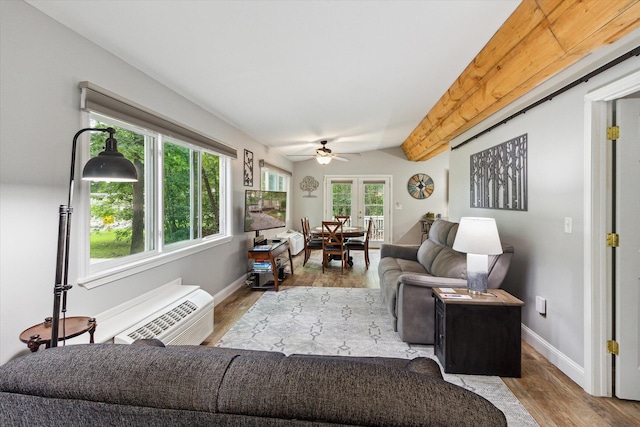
[216,287,538,426]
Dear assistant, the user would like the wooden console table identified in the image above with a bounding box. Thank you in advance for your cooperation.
[433,288,523,377]
[247,240,293,291]
[20,316,97,352]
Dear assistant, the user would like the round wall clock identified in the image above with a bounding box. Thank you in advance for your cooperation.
[407,173,434,199]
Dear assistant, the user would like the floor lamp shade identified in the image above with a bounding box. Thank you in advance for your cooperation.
[453,217,503,294]
[82,134,138,182]
[50,127,137,348]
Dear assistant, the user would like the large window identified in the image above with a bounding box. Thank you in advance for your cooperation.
[87,114,228,274]
[261,166,289,192]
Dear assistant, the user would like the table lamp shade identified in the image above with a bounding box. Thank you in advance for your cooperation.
[452,217,503,255]
[453,217,503,294]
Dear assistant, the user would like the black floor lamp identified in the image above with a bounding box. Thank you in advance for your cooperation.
[49,127,138,348]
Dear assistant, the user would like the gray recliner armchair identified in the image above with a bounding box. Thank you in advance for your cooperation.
[378,219,514,344]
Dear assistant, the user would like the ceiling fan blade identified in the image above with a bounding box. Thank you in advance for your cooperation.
[333,156,350,162]
[333,152,361,157]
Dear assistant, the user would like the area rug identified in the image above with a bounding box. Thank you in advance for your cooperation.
[216,286,538,426]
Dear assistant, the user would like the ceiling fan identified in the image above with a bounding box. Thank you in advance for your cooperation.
[288,140,360,165]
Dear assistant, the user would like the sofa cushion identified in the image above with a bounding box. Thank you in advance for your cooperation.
[0,344,231,412]
[426,219,458,246]
[218,356,505,426]
[416,239,446,272]
[290,354,443,380]
[430,246,467,279]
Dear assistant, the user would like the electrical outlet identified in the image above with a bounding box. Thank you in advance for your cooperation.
[564,217,572,234]
[536,296,547,315]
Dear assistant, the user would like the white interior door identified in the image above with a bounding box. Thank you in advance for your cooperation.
[615,99,640,400]
[324,175,391,248]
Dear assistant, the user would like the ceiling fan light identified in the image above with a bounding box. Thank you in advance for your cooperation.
[316,156,331,165]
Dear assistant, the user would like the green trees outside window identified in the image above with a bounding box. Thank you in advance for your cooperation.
[89,117,224,265]
[331,183,352,217]
[89,123,148,261]
[163,140,220,245]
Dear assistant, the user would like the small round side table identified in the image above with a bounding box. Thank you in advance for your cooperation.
[19,316,97,352]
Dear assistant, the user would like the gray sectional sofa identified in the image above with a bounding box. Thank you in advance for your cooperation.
[379,219,514,344]
[0,342,506,426]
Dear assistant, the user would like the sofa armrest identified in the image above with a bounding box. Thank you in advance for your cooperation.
[398,274,467,289]
[380,244,420,260]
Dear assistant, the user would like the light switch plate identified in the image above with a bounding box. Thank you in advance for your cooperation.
[536,296,547,315]
[564,217,572,233]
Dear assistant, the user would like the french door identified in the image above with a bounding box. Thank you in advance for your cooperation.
[324,175,391,248]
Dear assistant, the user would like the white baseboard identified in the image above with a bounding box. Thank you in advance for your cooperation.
[522,324,585,388]
[212,275,247,307]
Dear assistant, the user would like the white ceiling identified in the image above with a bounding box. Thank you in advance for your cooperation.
[26,0,520,160]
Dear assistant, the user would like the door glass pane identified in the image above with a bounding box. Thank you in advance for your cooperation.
[331,183,352,217]
[364,183,384,241]
[89,123,148,264]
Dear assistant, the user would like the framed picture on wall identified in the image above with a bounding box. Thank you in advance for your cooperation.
[470,133,528,210]
[244,149,253,186]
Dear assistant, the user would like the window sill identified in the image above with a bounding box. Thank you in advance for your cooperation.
[78,235,233,290]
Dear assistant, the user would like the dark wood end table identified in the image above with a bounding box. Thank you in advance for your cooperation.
[433,288,523,377]
[20,316,97,352]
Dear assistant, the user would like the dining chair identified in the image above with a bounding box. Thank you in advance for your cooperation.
[345,219,373,269]
[321,221,348,273]
[334,215,351,227]
[301,217,322,266]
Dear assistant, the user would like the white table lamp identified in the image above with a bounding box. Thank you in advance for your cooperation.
[453,217,503,294]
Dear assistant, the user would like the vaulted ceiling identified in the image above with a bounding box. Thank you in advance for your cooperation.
[402,0,640,161]
[25,0,640,162]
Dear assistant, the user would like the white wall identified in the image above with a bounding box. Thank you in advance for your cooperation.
[0,1,293,364]
[448,37,640,381]
[292,147,449,244]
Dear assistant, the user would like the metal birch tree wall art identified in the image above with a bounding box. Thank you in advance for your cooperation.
[470,134,527,211]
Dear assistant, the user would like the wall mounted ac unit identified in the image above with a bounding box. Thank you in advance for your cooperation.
[65,279,214,347]
[277,230,304,255]
[114,288,213,345]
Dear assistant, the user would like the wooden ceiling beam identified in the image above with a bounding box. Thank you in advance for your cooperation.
[402,0,640,162]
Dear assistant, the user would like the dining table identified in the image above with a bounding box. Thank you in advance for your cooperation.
[310,225,365,238]
[310,225,365,266]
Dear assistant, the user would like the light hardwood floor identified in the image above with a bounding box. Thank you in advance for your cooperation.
[204,248,640,426]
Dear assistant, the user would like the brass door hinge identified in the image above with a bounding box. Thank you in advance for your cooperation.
[607,233,619,247]
[607,126,620,140]
[607,340,619,356]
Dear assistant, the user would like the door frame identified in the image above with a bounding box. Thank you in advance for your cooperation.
[584,70,640,396]
[323,175,392,247]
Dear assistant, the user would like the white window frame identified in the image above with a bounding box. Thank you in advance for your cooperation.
[76,113,232,289]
